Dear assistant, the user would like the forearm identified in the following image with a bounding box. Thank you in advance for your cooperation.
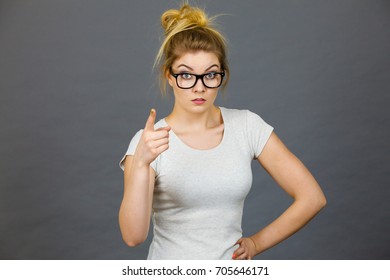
[119,159,153,246]
[250,197,326,255]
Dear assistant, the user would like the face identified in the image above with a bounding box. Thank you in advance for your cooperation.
[167,50,222,113]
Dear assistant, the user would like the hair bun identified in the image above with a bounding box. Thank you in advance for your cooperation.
[161,4,209,35]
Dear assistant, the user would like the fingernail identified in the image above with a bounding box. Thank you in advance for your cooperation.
[232,254,236,259]
[150,109,154,115]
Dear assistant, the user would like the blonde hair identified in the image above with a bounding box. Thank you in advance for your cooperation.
[154,2,230,96]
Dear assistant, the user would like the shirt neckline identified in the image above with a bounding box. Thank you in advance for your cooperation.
[162,106,226,152]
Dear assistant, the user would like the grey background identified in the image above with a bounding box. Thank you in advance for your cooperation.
[0,0,389,260]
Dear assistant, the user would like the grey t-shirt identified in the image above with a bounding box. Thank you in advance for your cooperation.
[119,107,274,259]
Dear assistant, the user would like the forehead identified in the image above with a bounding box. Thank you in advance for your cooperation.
[172,51,220,69]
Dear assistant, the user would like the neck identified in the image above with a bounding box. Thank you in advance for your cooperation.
[166,104,221,132]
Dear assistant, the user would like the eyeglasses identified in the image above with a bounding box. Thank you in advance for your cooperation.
[170,69,225,89]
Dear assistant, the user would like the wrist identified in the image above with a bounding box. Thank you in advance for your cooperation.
[248,236,259,255]
[132,155,150,169]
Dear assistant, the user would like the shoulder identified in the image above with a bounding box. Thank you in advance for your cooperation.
[154,118,167,130]
[221,107,274,159]
[220,107,263,125]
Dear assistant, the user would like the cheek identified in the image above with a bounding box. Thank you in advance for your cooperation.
[209,89,219,97]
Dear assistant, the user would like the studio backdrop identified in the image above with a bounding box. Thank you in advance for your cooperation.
[0,0,389,259]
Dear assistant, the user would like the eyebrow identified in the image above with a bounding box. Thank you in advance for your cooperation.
[176,64,220,72]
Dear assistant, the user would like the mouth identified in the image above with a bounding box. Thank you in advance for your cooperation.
[191,98,206,105]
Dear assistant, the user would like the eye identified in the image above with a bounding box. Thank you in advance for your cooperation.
[180,73,193,80]
[205,72,216,80]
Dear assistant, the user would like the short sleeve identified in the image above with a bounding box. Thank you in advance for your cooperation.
[246,110,274,159]
[119,129,143,171]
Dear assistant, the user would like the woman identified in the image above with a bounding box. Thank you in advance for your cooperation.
[119,3,326,260]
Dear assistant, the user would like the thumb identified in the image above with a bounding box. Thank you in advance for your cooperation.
[235,238,243,246]
[144,108,156,131]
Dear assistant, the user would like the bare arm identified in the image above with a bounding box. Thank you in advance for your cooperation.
[118,109,170,247]
[233,132,326,259]
[118,156,155,246]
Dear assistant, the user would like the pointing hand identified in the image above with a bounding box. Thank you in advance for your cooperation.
[134,109,171,166]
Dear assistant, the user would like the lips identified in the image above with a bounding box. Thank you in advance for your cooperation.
[192,98,206,105]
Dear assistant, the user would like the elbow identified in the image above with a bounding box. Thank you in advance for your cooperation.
[320,195,327,208]
[119,211,148,247]
[122,235,146,247]
[315,192,327,212]
[119,224,147,247]
[124,240,142,248]
[298,191,327,214]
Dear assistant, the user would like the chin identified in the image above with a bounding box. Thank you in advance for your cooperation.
[196,105,217,115]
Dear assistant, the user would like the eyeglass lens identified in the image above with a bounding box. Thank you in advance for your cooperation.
[177,73,223,89]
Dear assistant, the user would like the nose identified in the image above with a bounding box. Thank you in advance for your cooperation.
[193,77,206,93]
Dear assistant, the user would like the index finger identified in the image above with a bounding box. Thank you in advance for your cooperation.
[144,108,156,131]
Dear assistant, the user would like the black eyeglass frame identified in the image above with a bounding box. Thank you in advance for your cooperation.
[169,69,225,89]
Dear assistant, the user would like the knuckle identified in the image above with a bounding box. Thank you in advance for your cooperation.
[151,148,157,156]
[146,141,154,149]
[143,134,150,142]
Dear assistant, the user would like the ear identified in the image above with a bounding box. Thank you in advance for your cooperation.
[166,70,174,87]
